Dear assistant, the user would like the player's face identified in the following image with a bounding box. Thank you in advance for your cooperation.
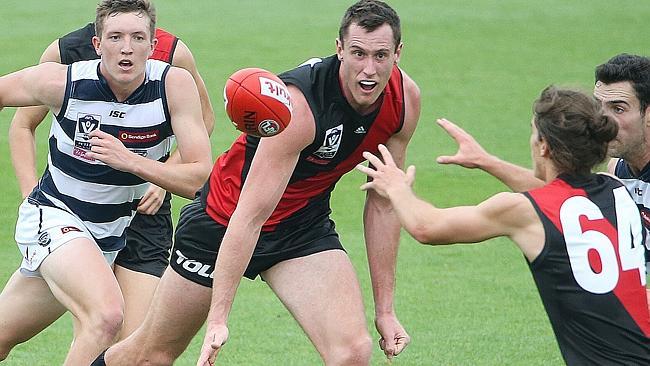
[336,23,402,115]
[594,81,650,165]
[93,12,155,92]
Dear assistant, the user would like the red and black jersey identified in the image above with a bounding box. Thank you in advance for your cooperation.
[58,23,178,64]
[524,173,650,365]
[205,55,405,230]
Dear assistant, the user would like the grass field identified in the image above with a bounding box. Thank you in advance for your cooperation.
[0,0,649,365]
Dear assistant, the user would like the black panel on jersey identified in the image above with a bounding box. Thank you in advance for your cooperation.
[59,23,99,64]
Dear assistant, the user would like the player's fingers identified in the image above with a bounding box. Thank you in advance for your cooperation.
[437,118,468,141]
[356,163,376,177]
[377,144,397,167]
[436,155,457,164]
[359,182,373,191]
[405,165,416,184]
[362,151,384,168]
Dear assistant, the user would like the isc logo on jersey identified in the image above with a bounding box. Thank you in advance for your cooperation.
[174,250,214,279]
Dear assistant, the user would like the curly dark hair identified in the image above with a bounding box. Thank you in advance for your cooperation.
[533,86,618,175]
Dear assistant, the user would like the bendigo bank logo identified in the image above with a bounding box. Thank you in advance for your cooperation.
[119,130,159,144]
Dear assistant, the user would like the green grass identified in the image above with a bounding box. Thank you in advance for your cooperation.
[1,0,649,365]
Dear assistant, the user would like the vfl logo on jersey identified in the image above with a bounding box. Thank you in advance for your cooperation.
[74,113,101,151]
[313,124,343,159]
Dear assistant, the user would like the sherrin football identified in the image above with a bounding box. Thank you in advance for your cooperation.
[224,68,292,137]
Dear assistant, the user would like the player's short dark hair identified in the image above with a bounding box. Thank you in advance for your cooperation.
[339,0,401,51]
[533,86,618,176]
[595,53,650,115]
[95,0,156,40]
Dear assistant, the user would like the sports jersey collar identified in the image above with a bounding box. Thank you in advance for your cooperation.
[96,62,149,104]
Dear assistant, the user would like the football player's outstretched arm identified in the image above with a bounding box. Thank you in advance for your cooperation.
[9,40,62,198]
[436,118,544,192]
[197,84,314,365]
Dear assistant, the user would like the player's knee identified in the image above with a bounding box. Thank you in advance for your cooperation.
[88,306,124,343]
[326,334,373,365]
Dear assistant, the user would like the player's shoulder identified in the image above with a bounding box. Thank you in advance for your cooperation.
[397,67,420,102]
[60,23,95,41]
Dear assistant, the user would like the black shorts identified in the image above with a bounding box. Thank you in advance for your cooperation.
[114,196,173,278]
[170,196,344,287]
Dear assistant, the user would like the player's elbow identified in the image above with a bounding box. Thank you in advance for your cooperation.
[405,222,436,244]
[405,221,452,245]
[190,160,212,191]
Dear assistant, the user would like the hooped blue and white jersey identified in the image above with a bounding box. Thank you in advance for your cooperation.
[614,158,650,266]
[30,59,175,252]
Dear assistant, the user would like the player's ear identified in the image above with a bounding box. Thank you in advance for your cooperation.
[92,36,101,56]
[393,42,403,64]
[539,139,549,157]
[335,38,343,62]
[643,105,650,127]
[150,37,158,58]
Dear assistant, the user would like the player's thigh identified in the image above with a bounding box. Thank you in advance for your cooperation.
[127,268,211,355]
[39,237,123,319]
[262,249,369,349]
[0,270,66,345]
[114,265,160,339]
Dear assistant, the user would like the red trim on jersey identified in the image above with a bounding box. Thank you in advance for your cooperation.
[151,28,178,63]
[205,65,405,230]
[529,178,650,336]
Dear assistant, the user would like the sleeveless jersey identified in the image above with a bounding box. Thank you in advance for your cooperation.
[524,174,650,364]
[31,59,175,252]
[614,158,650,264]
[205,55,405,230]
[59,23,178,64]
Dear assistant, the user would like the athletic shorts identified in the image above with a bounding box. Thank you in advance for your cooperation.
[170,196,344,287]
[15,198,118,277]
[114,195,173,278]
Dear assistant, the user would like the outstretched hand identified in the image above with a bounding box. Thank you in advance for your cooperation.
[196,324,229,366]
[356,144,415,198]
[376,313,411,360]
[436,118,491,168]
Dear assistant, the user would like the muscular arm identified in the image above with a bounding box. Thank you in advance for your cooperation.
[172,40,215,136]
[136,40,215,213]
[198,85,313,363]
[9,40,61,198]
[87,67,211,198]
[359,146,543,260]
[436,118,544,192]
[363,73,419,357]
